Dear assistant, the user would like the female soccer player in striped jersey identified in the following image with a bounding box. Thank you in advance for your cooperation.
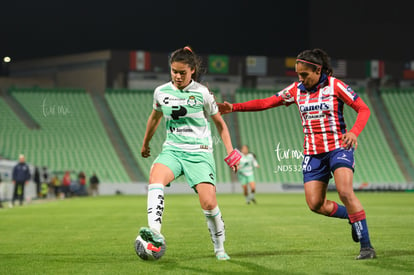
[219,49,376,260]
[238,145,259,204]
[137,46,240,261]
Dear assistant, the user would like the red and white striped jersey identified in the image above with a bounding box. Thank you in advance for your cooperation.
[278,76,359,155]
[232,76,370,155]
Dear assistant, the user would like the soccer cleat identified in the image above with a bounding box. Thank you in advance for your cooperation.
[251,198,257,204]
[349,221,359,243]
[139,227,165,247]
[356,247,376,260]
[216,251,230,261]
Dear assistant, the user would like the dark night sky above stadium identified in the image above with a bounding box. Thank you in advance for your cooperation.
[1,0,413,61]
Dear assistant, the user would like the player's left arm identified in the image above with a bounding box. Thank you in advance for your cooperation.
[211,113,240,172]
[211,113,234,156]
[204,89,234,155]
[204,89,240,171]
[252,156,259,168]
[338,84,371,149]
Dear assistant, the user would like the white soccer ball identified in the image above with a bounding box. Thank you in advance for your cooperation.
[134,235,166,261]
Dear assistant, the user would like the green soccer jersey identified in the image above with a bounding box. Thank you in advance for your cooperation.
[153,81,218,153]
[237,153,258,176]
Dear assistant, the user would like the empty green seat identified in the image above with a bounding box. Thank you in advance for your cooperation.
[1,89,130,182]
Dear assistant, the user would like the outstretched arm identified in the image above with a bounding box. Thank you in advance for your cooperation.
[218,95,283,114]
[141,109,163,158]
[342,97,371,149]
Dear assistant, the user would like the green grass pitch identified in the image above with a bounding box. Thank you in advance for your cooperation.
[1,192,413,274]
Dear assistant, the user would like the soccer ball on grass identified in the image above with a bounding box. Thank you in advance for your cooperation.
[134,235,166,260]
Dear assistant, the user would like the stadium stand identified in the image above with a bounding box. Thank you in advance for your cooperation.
[236,89,304,183]
[1,86,409,186]
[0,97,28,151]
[1,88,130,182]
[105,89,232,183]
[380,88,414,166]
[235,88,406,184]
[344,89,406,183]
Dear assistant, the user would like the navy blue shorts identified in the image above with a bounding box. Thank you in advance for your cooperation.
[302,148,355,184]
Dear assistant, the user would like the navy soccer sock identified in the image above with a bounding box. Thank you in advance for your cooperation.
[349,210,373,248]
[328,201,349,219]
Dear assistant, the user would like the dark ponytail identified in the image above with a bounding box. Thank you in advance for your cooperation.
[296,48,333,76]
[169,46,203,82]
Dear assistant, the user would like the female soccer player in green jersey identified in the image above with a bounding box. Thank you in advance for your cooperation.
[137,46,240,261]
[237,145,259,204]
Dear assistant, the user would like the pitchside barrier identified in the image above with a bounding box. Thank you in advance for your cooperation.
[1,181,412,204]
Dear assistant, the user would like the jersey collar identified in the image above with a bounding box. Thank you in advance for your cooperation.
[298,73,328,93]
[170,80,194,92]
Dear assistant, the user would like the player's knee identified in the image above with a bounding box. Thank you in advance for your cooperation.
[200,198,217,210]
[307,199,324,213]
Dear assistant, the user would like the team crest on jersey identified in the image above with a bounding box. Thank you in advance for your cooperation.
[321,87,331,97]
[187,95,196,107]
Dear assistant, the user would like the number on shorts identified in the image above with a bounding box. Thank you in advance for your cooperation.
[302,156,311,172]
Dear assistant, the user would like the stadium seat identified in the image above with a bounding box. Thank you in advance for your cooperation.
[380,88,414,166]
[343,89,405,183]
[1,88,130,182]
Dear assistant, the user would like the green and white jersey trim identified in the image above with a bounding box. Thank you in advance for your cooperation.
[153,81,219,153]
[237,153,259,176]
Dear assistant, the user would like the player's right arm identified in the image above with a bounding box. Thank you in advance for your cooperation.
[218,95,283,114]
[218,85,297,114]
[141,109,163,158]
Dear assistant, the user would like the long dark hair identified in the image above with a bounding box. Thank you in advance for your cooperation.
[169,46,203,82]
[296,48,333,76]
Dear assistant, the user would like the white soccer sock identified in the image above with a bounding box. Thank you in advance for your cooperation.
[147,183,165,233]
[245,194,250,203]
[203,206,226,253]
[249,192,255,200]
